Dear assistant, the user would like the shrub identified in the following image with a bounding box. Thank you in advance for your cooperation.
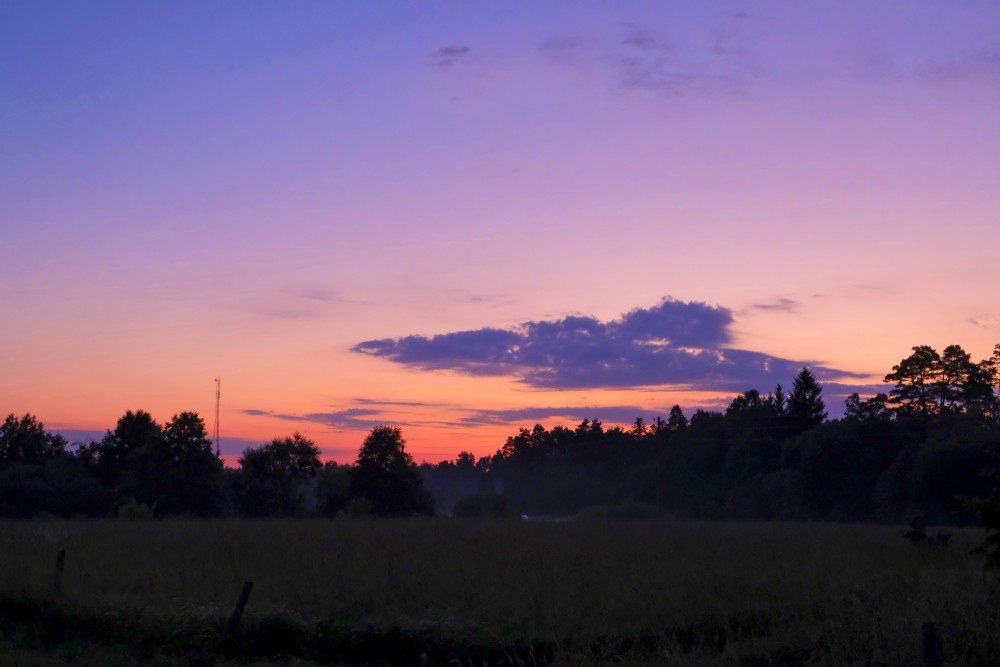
[118,497,155,520]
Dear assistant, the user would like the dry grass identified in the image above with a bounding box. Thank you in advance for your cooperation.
[1,518,998,665]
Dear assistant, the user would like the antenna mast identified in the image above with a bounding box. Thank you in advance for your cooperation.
[214,377,221,457]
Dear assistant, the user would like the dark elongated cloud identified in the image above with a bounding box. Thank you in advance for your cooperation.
[751,297,798,312]
[246,400,682,432]
[242,407,381,430]
[461,405,652,427]
[432,45,471,69]
[352,297,862,391]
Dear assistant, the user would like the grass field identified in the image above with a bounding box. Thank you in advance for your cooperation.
[1,518,998,665]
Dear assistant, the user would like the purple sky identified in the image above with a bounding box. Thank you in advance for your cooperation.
[3,2,999,461]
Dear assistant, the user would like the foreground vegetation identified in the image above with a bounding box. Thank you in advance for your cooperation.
[2,518,999,665]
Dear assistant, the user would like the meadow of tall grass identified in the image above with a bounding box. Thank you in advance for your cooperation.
[1,518,998,665]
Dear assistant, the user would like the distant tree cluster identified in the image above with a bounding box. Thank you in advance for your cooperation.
[0,413,433,518]
[4,343,998,525]
[420,346,1000,524]
[231,424,434,518]
[880,344,999,415]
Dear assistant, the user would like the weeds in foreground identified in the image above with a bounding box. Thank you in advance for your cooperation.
[1,518,998,665]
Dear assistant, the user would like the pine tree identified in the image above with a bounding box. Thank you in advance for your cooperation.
[666,405,688,430]
[787,367,826,433]
[884,345,941,415]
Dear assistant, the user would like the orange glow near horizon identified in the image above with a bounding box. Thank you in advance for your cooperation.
[7,302,995,465]
[4,4,999,465]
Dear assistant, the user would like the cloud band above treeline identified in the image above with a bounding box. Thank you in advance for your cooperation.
[352,297,861,391]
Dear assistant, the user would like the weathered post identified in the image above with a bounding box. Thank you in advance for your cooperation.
[54,549,65,595]
[922,620,943,667]
[227,581,254,638]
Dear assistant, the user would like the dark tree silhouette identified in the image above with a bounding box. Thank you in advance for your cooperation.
[159,412,224,515]
[963,349,998,415]
[0,413,84,517]
[351,425,434,516]
[787,367,826,433]
[939,344,977,411]
[885,346,942,415]
[885,344,998,417]
[456,451,476,469]
[78,410,162,502]
[773,384,787,416]
[318,461,353,516]
[667,405,688,431]
[935,345,994,412]
[844,393,891,421]
[726,389,768,417]
[75,409,224,515]
[418,451,488,514]
[0,413,67,464]
[991,345,1000,389]
[235,433,321,516]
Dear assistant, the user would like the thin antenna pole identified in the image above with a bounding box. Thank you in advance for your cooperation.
[214,377,221,457]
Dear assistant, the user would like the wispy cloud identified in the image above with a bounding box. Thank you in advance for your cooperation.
[613,24,745,97]
[432,45,471,69]
[539,35,598,69]
[915,49,1000,86]
[710,11,770,57]
[751,298,799,313]
[244,397,477,433]
[969,315,1000,330]
[244,376,885,436]
[352,297,862,391]
[461,405,654,427]
[293,287,338,302]
[246,402,674,432]
[539,9,1000,102]
[242,407,382,430]
[462,292,513,307]
[353,398,450,408]
[541,15,763,99]
[242,284,364,323]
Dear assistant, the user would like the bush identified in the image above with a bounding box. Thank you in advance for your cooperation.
[118,497,155,520]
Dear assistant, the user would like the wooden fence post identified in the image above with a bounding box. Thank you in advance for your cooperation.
[54,549,65,596]
[922,620,943,667]
[227,581,254,638]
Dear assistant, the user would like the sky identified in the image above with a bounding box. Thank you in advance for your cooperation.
[3,1,999,464]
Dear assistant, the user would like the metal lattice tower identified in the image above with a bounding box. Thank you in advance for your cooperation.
[214,377,221,457]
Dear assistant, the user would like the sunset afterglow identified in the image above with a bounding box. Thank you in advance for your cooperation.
[3,2,999,462]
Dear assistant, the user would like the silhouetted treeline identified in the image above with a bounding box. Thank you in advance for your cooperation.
[3,343,998,524]
[0,413,433,518]
[421,345,1000,524]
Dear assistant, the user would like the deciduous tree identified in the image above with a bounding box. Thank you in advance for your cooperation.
[351,425,434,516]
[0,413,66,464]
[235,433,321,516]
[160,412,224,515]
